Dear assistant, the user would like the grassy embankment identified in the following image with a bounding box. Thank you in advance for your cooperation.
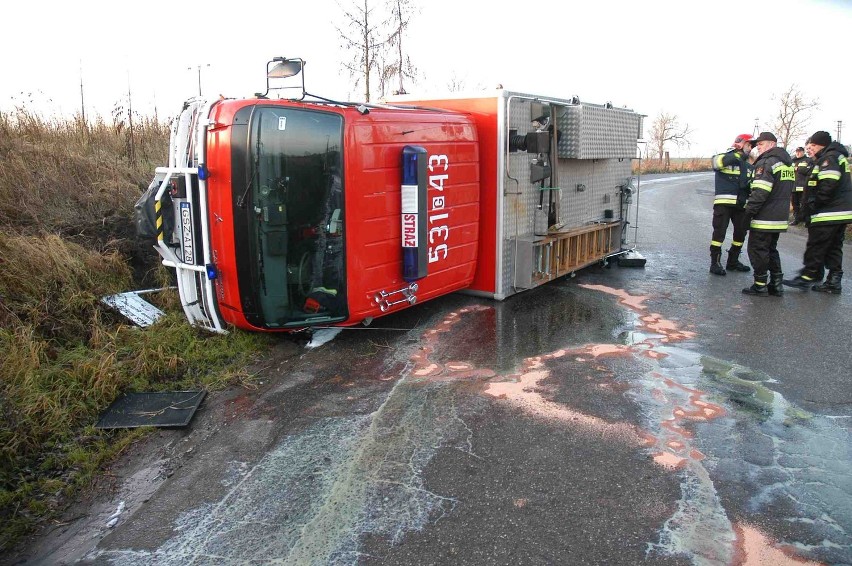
[632,157,712,175]
[0,109,270,552]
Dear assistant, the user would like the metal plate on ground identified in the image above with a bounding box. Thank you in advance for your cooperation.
[95,391,207,429]
[101,290,165,327]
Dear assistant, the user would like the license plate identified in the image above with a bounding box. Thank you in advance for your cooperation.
[180,201,195,264]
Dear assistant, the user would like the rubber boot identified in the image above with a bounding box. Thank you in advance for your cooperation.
[782,274,816,290]
[768,272,784,296]
[726,246,751,272]
[710,248,726,276]
[742,275,769,296]
[812,270,843,294]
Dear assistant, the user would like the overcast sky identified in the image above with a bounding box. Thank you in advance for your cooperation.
[3,0,849,156]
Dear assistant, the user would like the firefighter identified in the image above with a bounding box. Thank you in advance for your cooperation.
[741,132,793,296]
[790,146,812,225]
[710,133,754,275]
[783,131,852,294]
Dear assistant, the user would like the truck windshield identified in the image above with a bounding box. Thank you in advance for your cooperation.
[247,107,346,328]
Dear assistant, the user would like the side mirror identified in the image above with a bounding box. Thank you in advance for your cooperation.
[261,57,306,100]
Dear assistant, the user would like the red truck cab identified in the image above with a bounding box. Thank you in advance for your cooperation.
[145,98,480,332]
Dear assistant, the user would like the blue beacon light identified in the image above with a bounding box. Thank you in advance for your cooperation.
[401,146,428,282]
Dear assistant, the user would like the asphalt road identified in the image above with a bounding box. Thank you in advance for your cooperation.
[11,172,851,566]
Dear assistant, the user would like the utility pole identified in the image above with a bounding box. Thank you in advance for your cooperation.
[79,59,85,125]
[753,118,759,136]
[188,64,211,96]
[153,90,158,124]
[838,120,843,143]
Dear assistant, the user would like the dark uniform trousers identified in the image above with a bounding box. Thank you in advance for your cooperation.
[803,224,847,279]
[747,231,781,277]
[711,205,748,248]
[791,191,803,220]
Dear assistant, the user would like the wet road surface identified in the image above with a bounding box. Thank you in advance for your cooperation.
[12,172,851,565]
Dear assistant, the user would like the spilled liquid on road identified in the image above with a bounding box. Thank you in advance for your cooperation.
[402,286,849,563]
[579,285,849,565]
[93,287,849,565]
[95,310,489,565]
[456,284,848,565]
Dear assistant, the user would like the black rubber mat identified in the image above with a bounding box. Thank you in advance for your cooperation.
[95,391,207,429]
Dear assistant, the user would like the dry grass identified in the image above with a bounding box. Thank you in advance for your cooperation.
[633,157,712,175]
[0,109,271,552]
[0,108,168,230]
[0,233,132,341]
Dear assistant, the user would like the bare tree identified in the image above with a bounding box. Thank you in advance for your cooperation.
[375,50,394,100]
[384,0,418,95]
[649,112,692,161]
[336,0,387,102]
[771,84,819,149]
[337,0,420,101]
[446,71,466,93]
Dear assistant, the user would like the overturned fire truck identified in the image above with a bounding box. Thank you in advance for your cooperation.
[136,57,644,333]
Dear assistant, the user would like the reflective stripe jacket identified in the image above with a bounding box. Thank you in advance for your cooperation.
[746,146,793,232]
[712,148,751,207]
[807,142,852,225]
[792,155,812,192]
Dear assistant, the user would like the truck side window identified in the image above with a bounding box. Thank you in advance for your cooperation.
[248,107,346,327]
